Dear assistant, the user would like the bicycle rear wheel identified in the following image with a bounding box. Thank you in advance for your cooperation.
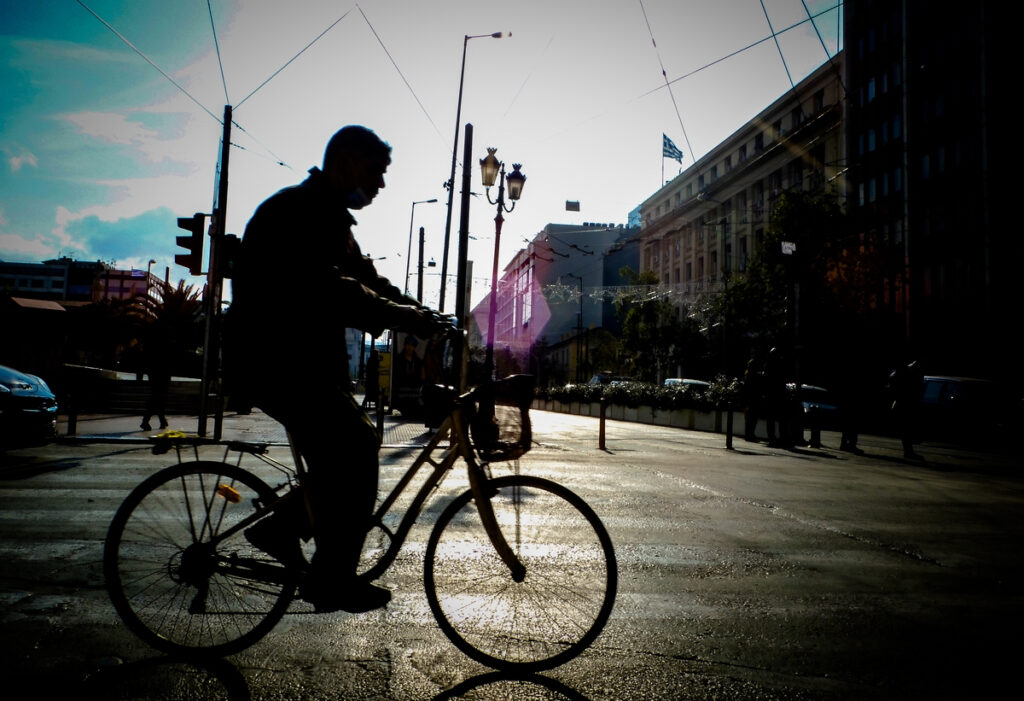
[104,461,298,657]
[424,475,617,671]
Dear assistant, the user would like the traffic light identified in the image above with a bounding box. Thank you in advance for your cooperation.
[176,213,206,275]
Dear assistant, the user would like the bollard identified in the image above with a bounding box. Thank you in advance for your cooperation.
[725,407,734,450]
[375,388,385,440]
[598,396,607,450]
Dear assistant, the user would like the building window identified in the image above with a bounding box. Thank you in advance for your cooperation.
[813,89,825,113]
[739,144,747,162]
[710,165,717,181]
[725,155,732,171]
[754,133,764,152]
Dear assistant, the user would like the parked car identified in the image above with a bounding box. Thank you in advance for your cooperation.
[0,364,58,451]
[663,378,711,398]
[787,383,841,429]
[918,375,1017,443]
[588,373,635,386]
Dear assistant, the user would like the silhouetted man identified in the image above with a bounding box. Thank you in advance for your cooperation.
[225,125,438,613]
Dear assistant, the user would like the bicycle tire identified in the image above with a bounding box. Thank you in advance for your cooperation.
[424,475,617,671]
[104,461,298,657]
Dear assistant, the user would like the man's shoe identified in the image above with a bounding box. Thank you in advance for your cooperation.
[301,577,391,614]
[244,521,304,568]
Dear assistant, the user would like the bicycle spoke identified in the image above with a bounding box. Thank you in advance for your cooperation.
[425,476,616,670]
[105,462,296,657]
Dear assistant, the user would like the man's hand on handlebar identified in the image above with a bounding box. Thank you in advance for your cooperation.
[396,305,454,340]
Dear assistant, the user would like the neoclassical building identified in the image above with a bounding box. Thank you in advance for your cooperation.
[636,53,846,315]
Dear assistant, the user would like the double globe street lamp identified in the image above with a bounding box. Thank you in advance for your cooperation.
[479,147,525,378]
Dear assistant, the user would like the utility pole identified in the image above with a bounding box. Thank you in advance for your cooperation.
[199,104,231,439]
[417,226,426,303]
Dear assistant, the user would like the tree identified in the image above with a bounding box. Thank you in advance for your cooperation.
[126,279,204,377]
[710,190,886,385]
[615,267,707,382]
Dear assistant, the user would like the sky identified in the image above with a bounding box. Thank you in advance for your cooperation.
[0,0,842,310]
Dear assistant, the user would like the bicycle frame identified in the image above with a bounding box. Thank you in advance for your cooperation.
[358,387,524,582]
[177,380,526,585]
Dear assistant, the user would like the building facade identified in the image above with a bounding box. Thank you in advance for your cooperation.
[636,53,846,319]
[473,223,639,384]
[844,0,1014,377]
[0,257,159,304]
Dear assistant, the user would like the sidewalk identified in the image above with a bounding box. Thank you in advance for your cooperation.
[57,404,437,448]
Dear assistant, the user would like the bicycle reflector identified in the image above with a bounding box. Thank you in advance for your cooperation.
[216,484,242,503]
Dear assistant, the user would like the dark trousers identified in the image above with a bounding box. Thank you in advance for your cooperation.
[258,386,379,579]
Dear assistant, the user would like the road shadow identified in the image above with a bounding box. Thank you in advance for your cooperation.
[80,655,250,701]
[0,451,81,478]
[432,669,591,700]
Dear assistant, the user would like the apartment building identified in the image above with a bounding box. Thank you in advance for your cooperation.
[636,53,846,316]
[844,0,1013,376]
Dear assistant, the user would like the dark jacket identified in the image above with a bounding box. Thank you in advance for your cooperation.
[226,168,416,388]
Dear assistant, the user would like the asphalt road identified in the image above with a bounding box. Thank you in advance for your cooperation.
[1,410,1020,700]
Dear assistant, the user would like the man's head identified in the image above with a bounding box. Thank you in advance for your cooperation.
[323,126,392,209]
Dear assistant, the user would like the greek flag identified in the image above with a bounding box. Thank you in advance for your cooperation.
[662,134,682,163]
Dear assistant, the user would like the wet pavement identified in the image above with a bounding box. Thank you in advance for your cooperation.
[3,406,1020,699]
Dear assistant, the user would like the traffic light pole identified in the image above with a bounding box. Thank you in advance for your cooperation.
[199,104,232,439]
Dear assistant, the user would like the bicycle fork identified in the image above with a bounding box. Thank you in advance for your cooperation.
[453,412,527,583]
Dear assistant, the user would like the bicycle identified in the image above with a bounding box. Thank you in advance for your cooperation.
[104,360,618,672]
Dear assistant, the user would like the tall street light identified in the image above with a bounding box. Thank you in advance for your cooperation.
[479,147,525,378]
[565,272,585,382]
[438,31,506,313]
[405,198,437,295]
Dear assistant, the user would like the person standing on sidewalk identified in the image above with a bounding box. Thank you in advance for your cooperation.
[888,359,924,460]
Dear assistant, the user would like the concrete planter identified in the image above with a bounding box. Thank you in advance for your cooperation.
[535,397,739,438]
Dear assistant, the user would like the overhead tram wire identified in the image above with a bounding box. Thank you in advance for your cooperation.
[637,0,693,161]
[207,0,230,105]
[234,8,354,110]
[357,4,444,141]
[759,0,797,91]
[76,0,222,125]
[638,7,839,101]
[801,0,847,98]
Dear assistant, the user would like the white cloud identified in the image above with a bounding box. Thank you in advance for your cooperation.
[60,110,203,167]
[3,145,39,172]
[0,232,59,260]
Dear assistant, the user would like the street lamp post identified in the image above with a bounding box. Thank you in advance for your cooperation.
[565,272,585,382]
[405,199,437,296]
[438,31,506,313]
[479,147,525,379]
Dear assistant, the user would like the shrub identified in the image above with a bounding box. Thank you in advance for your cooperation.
[543,375,742,411]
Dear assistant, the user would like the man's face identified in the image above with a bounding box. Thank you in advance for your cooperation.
[335,155,388,209]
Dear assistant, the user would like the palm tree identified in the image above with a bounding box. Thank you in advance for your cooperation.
[126,279,204,378]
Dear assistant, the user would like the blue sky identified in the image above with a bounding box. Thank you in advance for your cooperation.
[0,0,841,307]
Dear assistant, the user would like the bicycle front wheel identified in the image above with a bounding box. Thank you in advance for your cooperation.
[424,475,617,671]
[104,462,297,657]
